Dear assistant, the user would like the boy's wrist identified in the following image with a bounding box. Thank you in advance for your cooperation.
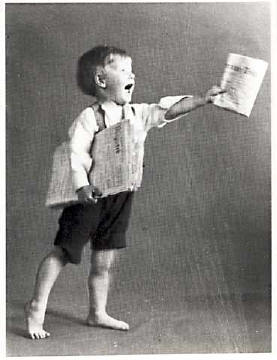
[194,95,208,106]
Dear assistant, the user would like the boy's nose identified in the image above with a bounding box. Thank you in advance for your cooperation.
[130,72,135,80]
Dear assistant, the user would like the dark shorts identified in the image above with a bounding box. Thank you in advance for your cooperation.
[54,191,134,264]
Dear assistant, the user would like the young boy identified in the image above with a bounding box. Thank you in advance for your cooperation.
[25,45,223,339]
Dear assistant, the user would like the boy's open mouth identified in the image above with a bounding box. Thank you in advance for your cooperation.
[124,83,134,91]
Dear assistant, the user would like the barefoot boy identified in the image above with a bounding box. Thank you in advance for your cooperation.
[25,45,223,339]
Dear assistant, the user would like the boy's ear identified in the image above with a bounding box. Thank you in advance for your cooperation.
[95,70,106,89]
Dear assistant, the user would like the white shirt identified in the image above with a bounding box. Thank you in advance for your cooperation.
[69,96,191,191]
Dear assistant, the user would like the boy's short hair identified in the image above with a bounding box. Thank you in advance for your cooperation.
[77,45,128,96]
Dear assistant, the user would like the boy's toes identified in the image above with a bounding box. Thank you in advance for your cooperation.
[39,330,50,339]
[120,321,129,330]
[123,324,129,330]
[30,330,50,340]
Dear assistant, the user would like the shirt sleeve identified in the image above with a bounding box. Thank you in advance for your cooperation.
[135,95,192,132]
[68,107,98,191]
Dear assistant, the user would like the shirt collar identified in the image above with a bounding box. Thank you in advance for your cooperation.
[100,101,123,126]
[99,101,136,128]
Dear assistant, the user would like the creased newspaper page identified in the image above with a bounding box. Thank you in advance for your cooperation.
[213,53,268,117]
[89,120,129,197]
[89,119,144,197]
[45,142,78,207]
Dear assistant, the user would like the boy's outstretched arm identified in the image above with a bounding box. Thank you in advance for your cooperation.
[164,86,224,120]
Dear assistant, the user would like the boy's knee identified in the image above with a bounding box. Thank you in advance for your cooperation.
[90,259,112,275]
[90,263,110,276]
[90,250,115,275]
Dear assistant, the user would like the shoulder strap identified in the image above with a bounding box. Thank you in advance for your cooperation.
[131,106,135,116]
[91,103,135,130]
[91,103,106,132]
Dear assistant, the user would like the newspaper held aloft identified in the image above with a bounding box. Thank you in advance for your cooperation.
[89,119,144,198]
[213,53,268,117]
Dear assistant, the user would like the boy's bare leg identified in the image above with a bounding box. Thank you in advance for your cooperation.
[25,246,68,339]
[87,249,129,331]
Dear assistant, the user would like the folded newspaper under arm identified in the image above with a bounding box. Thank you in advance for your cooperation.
[45,119,144,207]
[212,53,268,117]
[89,119,144,198]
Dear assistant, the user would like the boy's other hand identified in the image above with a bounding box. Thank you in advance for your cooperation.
[76,185,102,204]
[205,85,226,103]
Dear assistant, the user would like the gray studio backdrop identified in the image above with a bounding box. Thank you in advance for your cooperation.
[7,3,270,312]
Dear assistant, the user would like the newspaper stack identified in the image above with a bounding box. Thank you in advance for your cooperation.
[45,119,144,207]
[89,119,144,197]
[213,53,268,117]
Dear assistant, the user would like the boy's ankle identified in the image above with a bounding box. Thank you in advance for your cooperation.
[88,309,106,319]
[28,299,46,312]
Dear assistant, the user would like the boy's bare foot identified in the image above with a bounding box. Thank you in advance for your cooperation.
[24,301,50,340]
[87,312,129,331]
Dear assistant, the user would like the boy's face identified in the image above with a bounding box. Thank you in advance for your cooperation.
[102,55,135,105]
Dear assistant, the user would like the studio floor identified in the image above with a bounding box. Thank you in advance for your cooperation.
[6,294,271,356]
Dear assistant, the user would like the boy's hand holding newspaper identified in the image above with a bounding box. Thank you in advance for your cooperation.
[76,185,102,204]
[205,85,226,103]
